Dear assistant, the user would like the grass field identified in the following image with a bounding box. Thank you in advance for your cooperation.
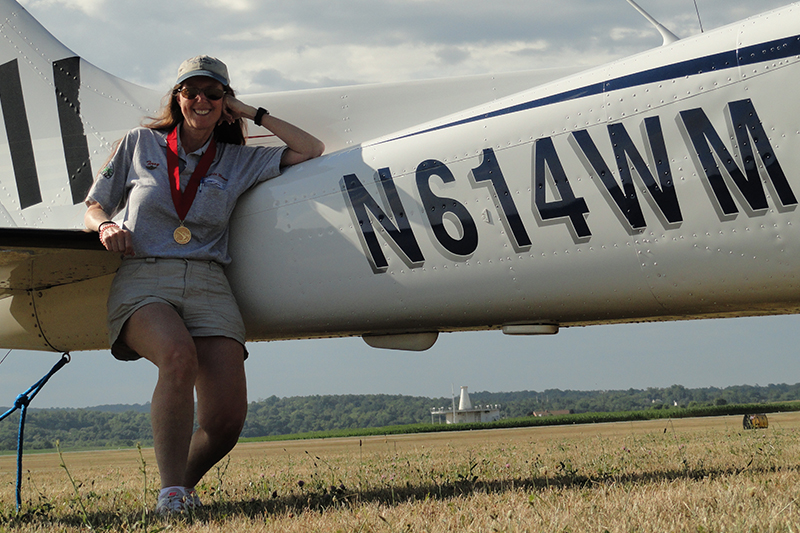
[1,412,799,531]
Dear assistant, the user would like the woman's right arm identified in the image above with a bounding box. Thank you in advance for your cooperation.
[85,201,134,256]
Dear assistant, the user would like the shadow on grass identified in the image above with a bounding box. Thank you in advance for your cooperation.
[4,462,795,529]
[220,463,795,518]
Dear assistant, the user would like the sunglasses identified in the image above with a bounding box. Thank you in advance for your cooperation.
[178,85,226,101]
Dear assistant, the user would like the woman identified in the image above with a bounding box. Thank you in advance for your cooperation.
[84,55,324,514]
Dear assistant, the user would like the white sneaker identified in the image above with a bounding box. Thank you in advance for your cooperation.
[184,487,203,510]
[155,488,185,515]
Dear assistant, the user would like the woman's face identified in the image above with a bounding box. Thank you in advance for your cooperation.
[177,76,225,135]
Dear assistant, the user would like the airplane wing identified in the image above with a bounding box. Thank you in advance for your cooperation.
[0,229,119,351]
[241,67,584,154]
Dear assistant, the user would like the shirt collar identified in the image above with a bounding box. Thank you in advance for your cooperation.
[175,123,214,158]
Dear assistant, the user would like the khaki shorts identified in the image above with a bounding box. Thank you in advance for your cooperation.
[107,258,246,361]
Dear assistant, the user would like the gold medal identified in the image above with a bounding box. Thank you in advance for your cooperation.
[174,225,192,245]
[167,128,216,247]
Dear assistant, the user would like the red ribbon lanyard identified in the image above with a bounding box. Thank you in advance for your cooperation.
[166,127,217,222]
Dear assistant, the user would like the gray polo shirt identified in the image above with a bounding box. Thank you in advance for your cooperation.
[87,126,285,265]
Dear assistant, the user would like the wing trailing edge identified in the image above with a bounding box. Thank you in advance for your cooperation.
[0,228,119,351]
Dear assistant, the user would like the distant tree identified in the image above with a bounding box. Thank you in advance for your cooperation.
[2,383,800,450]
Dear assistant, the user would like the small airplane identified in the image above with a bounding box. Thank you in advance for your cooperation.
[0,0,799,354]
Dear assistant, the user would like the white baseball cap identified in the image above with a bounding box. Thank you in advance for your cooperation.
[176,55,229,86]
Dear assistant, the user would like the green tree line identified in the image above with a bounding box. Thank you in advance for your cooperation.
[1,383,799,451]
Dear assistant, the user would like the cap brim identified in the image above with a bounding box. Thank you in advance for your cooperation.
[176,70,228,86]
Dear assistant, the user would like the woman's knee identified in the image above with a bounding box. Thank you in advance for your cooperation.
[154,341,199,386]
[200,399,247,442]
[122,303,198,381]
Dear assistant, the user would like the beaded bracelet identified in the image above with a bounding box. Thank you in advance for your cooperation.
[98,222,118,247]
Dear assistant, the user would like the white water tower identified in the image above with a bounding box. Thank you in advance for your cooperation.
[430,385,500,424]
[459,386,472,410]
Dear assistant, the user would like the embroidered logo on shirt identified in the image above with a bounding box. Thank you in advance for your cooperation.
[202,173,228,190]
[100,163,114,179]
[145,160,160,170]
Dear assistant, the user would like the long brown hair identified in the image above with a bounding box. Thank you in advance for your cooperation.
[143,84,247,145]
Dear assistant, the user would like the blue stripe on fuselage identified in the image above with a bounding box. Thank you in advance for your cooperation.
[375,34,800,145]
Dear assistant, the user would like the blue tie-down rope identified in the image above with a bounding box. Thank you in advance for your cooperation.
[0,353,70,511]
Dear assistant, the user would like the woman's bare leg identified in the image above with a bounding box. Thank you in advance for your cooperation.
[120,302,198,489]
[183,336,247,488]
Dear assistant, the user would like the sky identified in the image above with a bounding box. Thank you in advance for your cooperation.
[1,0,799,409]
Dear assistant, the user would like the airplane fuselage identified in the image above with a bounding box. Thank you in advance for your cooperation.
[226,7,800,341]
[1,0,800,351]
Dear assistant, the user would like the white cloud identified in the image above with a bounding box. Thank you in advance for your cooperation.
[23,0,105,16]
[609,27,653,42]
[218,23,304,44]
[199,0,252,11]
[19,0,794,93]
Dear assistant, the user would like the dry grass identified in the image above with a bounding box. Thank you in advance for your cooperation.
[1,412,800,531]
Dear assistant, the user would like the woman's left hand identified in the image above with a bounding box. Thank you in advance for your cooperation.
[221,95,255,125]
[219,94,325,165]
